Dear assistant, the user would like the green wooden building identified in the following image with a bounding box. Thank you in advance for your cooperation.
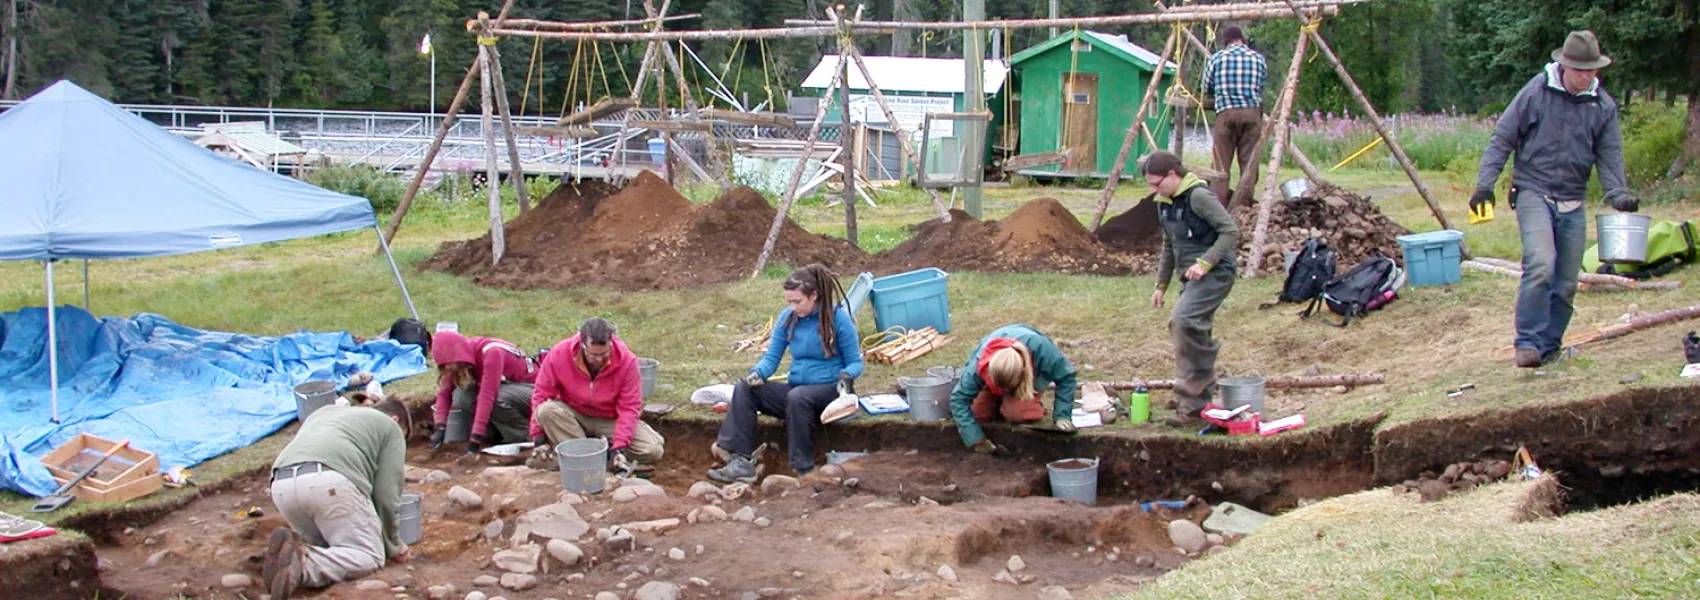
[1008,30,1176,177]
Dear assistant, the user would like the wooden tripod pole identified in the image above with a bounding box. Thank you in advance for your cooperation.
[479,13,529,214]
[382,0,515,246]
[613,40,663,185]
[751,50,845,277]
[477,39,507,265]
[837,10,949,220]
[1090,29,1178,231]
[1243,22,1311,277]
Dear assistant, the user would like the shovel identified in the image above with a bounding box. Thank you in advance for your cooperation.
[32,439,130,513]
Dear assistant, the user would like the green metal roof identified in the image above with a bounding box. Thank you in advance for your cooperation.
[1009,30,1178,73]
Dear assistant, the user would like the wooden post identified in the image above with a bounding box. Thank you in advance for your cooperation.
[1089,30,1178,231]
[840,44,858,246]
[477,42,506,265]
[613,41,662,185]
[479,13,529,214]
[1242,25,1310,277]
[751,53,844,277]
[382,0,515,245]
[838,13,950,220]
[1172,29,1187,161]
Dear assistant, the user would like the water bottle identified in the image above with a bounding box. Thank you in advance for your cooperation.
[1127,386,1151,424]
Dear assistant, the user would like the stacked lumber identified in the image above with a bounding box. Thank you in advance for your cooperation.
[1233,185,1409,270]
[865,327,954,366]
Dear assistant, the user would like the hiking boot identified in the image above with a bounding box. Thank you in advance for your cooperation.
[1514,348,1543,368]
[707,455,758,484]
[1163,410,1204,427]
[262,527,303,599]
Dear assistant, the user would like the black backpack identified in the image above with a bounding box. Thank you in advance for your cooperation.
[1278,239,1337,303]
[1302,256,1405,327]
[388,318,432,353]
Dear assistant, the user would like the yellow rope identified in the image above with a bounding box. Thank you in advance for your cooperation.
[519,35,541,116]
[758,38,777,110]
[1330,136,1384,171]
[862,326,913,349]
[477,34,498,46]
[560,37,584,118]
[919,31,934,59]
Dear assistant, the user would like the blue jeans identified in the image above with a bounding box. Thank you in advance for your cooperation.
[1514,190,1587,356]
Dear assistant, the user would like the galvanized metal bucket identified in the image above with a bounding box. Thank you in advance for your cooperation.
[1596,213,1652,264]
[901,375,953,421]
[1219,376,1267,414]
[1280,178,1312,201]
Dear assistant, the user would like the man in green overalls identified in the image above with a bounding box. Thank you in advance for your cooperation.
[1144,151,1239,426]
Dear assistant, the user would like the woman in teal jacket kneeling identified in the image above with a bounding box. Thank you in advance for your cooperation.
[949,324,1078,454]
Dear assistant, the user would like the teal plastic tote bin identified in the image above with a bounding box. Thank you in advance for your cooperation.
[870,268,951,335]
[1397,230,1464,286]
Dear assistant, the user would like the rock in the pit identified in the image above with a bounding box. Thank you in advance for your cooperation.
[517,502,590,541]
[483,519,506,539]
[1417,479,1451,502]
[1168,520,1208,554]
[472,575,500,587]
[993,569,1021,585]
[595,593,621,600]
[863,500,899,509]
[753,517,772,528]
[1206,533,1224,546]
[220,574,253,589]
[547,539,584,566]
[619,477,656,488]
[688,505,728,524]
[689,577,711,588]
[732,506,757,522]
[145,550,172,568]
[843,477,860,488]
[427,584,457,600]
[668,547,687,561]
[1038,586,1074,600]
[500,573,539,591]
[1135,555,1156,568]
[560,492,586,505]
[1007,555,1027,572]
[817,464,846,478]
[937,565,958,582]
[917,496,940,507]
[606,528,636,551]
[1207,545,1231,556]
[688,481,721,499]
[426,469,452,484]
[634,581,682,600]
[355,579,390,591]
[720,482,753,500]
[465,591,489,600]
[613,485,668,503]
[448,486,484,510]
[612,487,640,503]
[492,544,542,573]
[761,475,800,495]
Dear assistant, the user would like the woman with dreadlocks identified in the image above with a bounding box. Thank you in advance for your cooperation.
[708,264,864,481]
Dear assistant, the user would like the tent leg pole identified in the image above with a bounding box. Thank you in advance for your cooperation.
[45,260,59,424]
[82,259,90,311]
[374,226,420,321]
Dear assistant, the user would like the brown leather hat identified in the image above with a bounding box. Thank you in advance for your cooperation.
[1552,30,1611,70]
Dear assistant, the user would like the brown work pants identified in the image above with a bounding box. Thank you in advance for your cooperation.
[1211,107,1264,209]
[970,389,1047,424]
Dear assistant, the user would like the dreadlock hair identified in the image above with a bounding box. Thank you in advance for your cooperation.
[782,264,847,357]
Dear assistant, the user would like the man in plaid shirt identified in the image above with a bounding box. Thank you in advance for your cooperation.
[1202,25,1267,208]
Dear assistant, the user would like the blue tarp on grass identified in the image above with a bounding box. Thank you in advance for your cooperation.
[0,306,427,497]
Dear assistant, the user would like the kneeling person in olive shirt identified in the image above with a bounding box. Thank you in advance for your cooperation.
[263,400,413,598]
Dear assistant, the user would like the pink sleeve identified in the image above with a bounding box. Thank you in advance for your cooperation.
[528,357,558,440]
[432,375,453,426]
[469,350,505,438]
[610,362,643,450]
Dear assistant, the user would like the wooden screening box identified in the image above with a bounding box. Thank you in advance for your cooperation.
[41,433,164,504]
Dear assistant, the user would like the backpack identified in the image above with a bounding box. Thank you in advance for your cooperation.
[387,318,432,353]
[1302,256,1405,327]
[1277,239,1338,303]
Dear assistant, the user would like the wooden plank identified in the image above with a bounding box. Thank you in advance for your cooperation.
[926,111,993,121]
[633,119,713,132]
[1003,148,1073,171]
[516,125,599,138]
[703,108,797,128]
[559,97,638,125]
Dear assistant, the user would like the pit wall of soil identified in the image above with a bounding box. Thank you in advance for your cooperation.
[0,532,101,600]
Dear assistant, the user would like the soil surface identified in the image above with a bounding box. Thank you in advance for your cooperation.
[1092,195,1162,257]
[867,199,1149,276]
[422,173,867,290]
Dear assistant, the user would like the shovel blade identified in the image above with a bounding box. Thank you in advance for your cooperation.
[30,494,74,513]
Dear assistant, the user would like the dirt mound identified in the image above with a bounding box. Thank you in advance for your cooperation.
[421,172,868,290]
[1232,186,1410,271]
[1094,195,1162,254]
[868,198,1150,276]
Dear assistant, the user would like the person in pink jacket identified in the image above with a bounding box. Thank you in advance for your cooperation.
[528,317,666,470]
[429,331,538,454]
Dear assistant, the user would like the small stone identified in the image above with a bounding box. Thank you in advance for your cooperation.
[1207,545,1231,556]
[1620,373,1644,384]
[732,506,757,522]
[1168,520,1208,554]
[668,547,687,561]
[1106,553,1119,562]
[596,594,621,600]
[427,584,456,600]
[394,574,415,588]
[817,464,846,478]
[1206,533,1224,546]
[843,477,860,488]
[688,505,728,524]
[357,579,392,591]
[689,577,711,588]
[616,583,628,590]
[753,517,772,528]
[904,449,919,456]
[613,487,640,503]
[634,581,682,600]
[937,565,958,582]
[560,493,585,505]
[620,477,656,488]
[500,573,539,591]
[688,482,721,499]
[606,528,636,551]
[473,575,500,587]
[484,519,506,539]
[720,482,753,500]
[464,592,488,600]
[546,539,583,566]
[1038,586,1074,600]
[448,486,484,510]
[792,570,805,579]
[695,544,705,555]
[1006,555,1027,572]
[1135,555,1156,568]
[145,550,171,568]
[917,496,939,507]
[834,530,854,542]
[993,569,1020,586]
[1332,385,1350,394]
[220,574,253,589]
[426,470,452,484]
[96,558,113,573]
[863,500,899,509]
[491,544,542,573]
[761,475,800,495]
[568,573,585,583]
[1600,465,1627,478]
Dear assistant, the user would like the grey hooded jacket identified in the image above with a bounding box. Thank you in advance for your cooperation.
[1475,63,1630,205]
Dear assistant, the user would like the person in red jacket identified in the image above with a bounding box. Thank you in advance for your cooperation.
[429,331,539,454]
[528,317,665,470]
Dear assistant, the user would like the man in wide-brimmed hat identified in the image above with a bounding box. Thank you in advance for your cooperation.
[1471,30,1639,369]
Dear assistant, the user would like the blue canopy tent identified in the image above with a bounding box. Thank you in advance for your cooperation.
[0,80,418,423]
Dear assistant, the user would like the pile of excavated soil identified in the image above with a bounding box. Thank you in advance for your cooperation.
[421,172,868,290]
[1094,194,1163,255]
[868,198,1153,276]
[1232,185,1410,271]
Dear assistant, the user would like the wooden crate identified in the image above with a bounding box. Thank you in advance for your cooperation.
[41,433,164,504]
